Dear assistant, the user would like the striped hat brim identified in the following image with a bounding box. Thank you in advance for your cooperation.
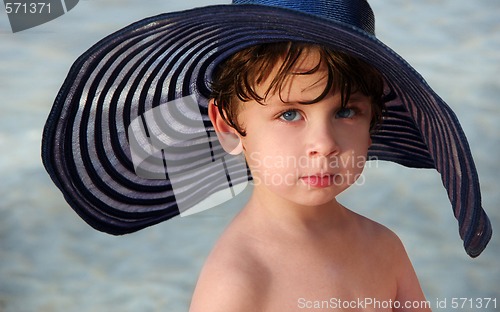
[41,3,491,257]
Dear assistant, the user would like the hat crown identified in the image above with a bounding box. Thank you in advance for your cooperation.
[233,0,375,35]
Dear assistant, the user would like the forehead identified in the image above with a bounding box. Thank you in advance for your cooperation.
[257,48,329,104]
[290,47,322,70]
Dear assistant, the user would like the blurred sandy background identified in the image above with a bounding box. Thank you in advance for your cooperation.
[0,0,499,311]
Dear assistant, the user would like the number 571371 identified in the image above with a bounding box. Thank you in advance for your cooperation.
[5,2,51,14]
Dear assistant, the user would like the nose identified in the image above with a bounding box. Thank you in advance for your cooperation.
[305,121,340,158]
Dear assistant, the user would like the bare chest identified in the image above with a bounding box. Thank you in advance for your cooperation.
[259,243,397,311]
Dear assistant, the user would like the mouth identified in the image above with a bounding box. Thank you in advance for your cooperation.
[300,174,336,188]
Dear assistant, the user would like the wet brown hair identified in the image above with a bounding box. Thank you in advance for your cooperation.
[210,42,385,136]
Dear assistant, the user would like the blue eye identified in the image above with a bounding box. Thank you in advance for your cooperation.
[335,107,356,119]
[280,110,302,122]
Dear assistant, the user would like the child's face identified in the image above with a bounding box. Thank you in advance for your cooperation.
[236,49,373,207]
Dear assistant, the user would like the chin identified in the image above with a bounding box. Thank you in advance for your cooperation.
[288,190,341,208]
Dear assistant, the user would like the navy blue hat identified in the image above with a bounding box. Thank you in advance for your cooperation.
[41,0,491,257]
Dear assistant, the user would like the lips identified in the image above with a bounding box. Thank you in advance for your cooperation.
[300,174,336,188]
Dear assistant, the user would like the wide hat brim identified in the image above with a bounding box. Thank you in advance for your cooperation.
[41,4,491,257]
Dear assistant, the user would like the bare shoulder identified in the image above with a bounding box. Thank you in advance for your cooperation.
[352,211,407,258]
[189,227,268,312]
[352,212,431,311]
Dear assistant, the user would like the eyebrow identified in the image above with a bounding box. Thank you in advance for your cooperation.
[271,99,298,107]
[346,92,370,103]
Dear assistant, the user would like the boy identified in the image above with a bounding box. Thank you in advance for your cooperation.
[190,43,431,311]
[41,0,491,310]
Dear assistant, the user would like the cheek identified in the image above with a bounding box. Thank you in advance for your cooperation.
[242,123,298,152]
[339,126,371,149]
[242,134,300,181]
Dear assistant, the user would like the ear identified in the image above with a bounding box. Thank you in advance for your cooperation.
[208,99,243,155]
